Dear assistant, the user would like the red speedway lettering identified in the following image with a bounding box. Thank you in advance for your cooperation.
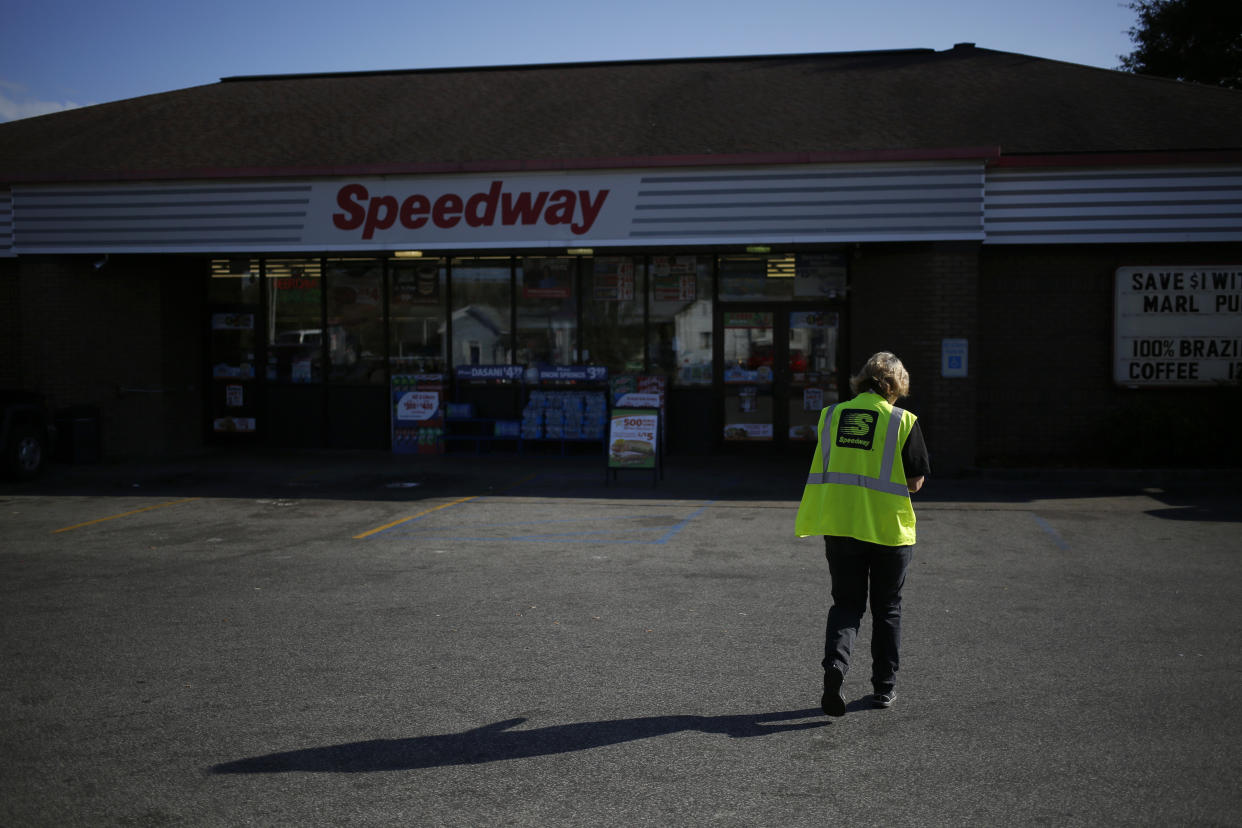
[333,181,611,240]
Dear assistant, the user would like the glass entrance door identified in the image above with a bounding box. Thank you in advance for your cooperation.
[720,306,842,448]
[786,309,842,445]
[722,310,776,442]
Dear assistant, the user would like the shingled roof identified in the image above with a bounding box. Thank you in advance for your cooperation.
[2,44,1241,184]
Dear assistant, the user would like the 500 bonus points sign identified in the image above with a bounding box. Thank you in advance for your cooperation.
[608,409,658,469]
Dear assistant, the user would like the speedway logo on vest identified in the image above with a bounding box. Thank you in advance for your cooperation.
[836,410,877,450]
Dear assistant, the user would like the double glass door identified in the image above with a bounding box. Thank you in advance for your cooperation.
[720,305,842,448]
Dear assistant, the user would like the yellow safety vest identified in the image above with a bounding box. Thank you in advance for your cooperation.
[794,392,918,546]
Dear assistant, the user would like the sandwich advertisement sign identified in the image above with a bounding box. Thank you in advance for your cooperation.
[608,408,658,470]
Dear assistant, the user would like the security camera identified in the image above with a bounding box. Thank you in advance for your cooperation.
[93,255,109,270]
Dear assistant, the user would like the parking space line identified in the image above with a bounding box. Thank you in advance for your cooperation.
[378,501,716,545]
[353,472,540,540]
[1032,513,1070,550]
[654,502,713,543]
[50,498,200,534]
[352,495,479,540]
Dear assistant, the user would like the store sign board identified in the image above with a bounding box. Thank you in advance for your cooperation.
[12,162,986,254]
[1114,266,1242,386]
[313,175,640,247]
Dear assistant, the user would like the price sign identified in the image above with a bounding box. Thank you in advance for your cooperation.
[538,365,609,383]
[396,391,439,421]
[1114,266,1242,386]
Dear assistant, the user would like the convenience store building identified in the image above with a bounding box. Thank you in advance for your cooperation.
[2,44,1241,471]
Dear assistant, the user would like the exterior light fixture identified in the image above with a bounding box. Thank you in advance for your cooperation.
[566,248,593,255]
[393,250,424,258]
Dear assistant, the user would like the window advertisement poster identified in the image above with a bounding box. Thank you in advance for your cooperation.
[392,262,441,305]
[212,312,254,331]
[1114,266,1242,386]
[213,417,256,433]
[522,257,574,299]
[795,253,848,297]
[723,423,774,441]
[608,408,659,469]
[392,373,445,454]
[610,374,665,409]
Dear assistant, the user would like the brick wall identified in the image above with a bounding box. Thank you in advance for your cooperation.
[0,258,19,388]
[850,242,980,474]
[13,255,205,460]
[978,243,1242,466]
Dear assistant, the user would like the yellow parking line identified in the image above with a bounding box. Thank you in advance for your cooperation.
[353,495,478,540]
[353,472,538,540]
[51,497,200,534]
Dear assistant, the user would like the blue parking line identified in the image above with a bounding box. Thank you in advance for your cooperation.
[654,502,714,544]
[1032,514,1070,550]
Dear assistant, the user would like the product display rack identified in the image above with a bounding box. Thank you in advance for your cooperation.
[443,406,523,455]
[445,365,611,455]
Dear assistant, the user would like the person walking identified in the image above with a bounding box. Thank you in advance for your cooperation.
[795,352,931,716]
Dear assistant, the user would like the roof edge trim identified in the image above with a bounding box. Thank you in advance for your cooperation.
[3,147,1003,186]
[218,48,939,83]
[994,149,1242,168]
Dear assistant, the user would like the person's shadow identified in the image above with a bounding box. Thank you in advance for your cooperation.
[211,709,826,774]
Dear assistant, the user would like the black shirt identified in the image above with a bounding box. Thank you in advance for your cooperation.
[902,420,931,479]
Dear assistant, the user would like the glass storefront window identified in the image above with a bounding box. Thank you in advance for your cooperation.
[718,254,798,301]
[451,257,512,367]
[516,256,577,369]
[390,258,447,375]
[649,255,713,385]
[208,307,259,435]
[325,258,383,384]
[794,253,849,300]
[582,256,644,374]
[266,258,323,383]
[209,257,261,304]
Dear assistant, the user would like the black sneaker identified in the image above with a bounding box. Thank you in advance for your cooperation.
[821,667,846,717]
[872,689,896,708]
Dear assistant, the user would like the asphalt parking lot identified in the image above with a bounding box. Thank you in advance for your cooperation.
[2,451,1240,827]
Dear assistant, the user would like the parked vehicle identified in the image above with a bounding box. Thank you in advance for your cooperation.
[0,390,55,480]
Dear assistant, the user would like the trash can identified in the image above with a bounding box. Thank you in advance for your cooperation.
[53,405,101,463]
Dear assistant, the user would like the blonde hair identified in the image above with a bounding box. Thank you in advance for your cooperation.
[849,351,910,403]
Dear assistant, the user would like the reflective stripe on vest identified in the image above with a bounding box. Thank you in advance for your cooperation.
[805,404,909,497]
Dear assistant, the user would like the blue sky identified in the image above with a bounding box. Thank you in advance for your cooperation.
[1,0,1139,122]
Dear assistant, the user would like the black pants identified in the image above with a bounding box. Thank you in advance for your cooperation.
[822,536,914,694]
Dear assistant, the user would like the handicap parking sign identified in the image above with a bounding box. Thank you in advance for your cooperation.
[942,339,969,378]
